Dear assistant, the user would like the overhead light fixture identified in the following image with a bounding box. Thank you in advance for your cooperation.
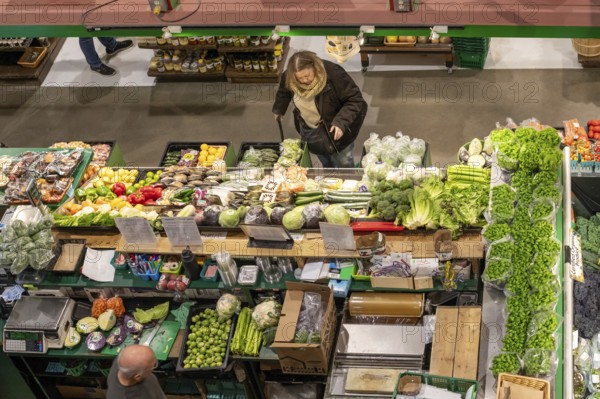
[162,25,182,39]
[358,25,375,46]
[271,25,290,41]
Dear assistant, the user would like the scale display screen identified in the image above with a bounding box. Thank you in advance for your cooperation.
[3,330,45,353]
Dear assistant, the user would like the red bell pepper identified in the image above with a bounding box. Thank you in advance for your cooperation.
[144,199,156,205]
[140,186,162,201]
[111,182,126,196]
[127,192,145,205]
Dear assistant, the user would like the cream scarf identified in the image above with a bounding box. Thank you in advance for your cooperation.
[288,71,327,98]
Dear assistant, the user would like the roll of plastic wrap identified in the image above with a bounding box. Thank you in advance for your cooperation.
[349,293,424,317]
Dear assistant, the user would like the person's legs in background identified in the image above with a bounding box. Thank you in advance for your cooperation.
[99,37,134,56]
[79,38,103,69]
[79,37,116,76]
[97,37,117,52]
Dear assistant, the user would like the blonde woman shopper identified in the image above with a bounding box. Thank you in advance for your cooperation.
[273,51,367,168]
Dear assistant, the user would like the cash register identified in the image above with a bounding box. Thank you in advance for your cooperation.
[3,296,75,354]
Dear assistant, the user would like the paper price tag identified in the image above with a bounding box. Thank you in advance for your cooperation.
[571,231,584,282]
[162,217,203,247]
[290,233,304,242]
[115,217,157,246]
[593,374,599,384]
[200,232,227,240]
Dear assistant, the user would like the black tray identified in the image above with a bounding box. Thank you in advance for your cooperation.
[159,141,232,167]
[236,142,281,166]
[176,304,237,372]
[46,239,87,274]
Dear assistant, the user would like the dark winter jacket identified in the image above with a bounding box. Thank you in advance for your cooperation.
[272,60,368,151]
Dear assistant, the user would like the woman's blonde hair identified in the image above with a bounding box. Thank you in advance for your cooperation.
[285,51,326,89]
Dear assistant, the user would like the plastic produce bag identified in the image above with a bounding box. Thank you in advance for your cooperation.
[216,293,241,322]
[368,142,384,159]
[365,162,392,181]
[294,292,323,344]
[10,252,29,275]
[363,133,380,153]
[302,203,324,229]
[575,366,587,399]
[574,338,592,370]
[529,198,556,222]
[29,249,54,270]
[490,352,521,377]
[522,348,554,377]
[481,259,512,290]
[490,184,516,223]
[482,222,511,244]
[408,138,426,158]
[486,239,515,261]
[361,153,379,168]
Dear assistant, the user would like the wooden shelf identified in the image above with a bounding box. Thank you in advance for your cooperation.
[148,67,226,82]
[224,38,289,83]
[217,41,276,53]
[53,230,483,259]
[138,42,217,51]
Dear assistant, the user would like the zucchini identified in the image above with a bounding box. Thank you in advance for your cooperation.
[325,194,372,203]
[295,195,323,206]
[327,191,372,197]
[295,191,324,198]
[338,202,370,209]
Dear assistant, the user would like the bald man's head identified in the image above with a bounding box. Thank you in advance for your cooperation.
[117,345,157,381]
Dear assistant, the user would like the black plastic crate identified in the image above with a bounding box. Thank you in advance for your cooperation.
[236,142,281,166]
[176,304,237,372]
[159,141,236,167]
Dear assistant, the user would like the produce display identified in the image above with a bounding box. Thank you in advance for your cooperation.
[181,307,233,369]
[483,122,563,378]
[67,299,169,353]
[277,139,303,167]
[2,149,85,204]
[457,137,492,167]
[361,132,427,169]
[162,143,227,168]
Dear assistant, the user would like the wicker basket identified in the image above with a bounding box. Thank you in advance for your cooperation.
[496,373,550,399]
[572,39,600,57]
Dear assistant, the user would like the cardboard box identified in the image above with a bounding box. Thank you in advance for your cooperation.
[271,282,336,375]
[370,276,414,289]
[413,276,434,289]
[56,386,107,399]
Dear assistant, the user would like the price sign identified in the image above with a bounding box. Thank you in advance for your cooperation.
[571,231,584,282]
[26,179,48,215]
[319,222,356,252]
[162,217,203,247]
[115,217,157,247]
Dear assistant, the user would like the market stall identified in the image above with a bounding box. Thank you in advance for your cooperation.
[0,122,571,399]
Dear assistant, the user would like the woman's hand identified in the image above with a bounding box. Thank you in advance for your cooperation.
[273,114,282,121]
[330,125,343,141]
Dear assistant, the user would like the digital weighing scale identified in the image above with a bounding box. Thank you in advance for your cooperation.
[3,296,75,354]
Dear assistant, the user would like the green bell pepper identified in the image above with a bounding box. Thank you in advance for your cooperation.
[96,185,110,197]
[85,187,98,201]
[75,188,86,202]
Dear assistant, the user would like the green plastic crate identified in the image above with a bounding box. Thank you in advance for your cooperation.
[393,372,477,399]
[457,50,489,69]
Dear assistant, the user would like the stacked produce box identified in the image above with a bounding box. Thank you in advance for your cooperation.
[479,124,563,380]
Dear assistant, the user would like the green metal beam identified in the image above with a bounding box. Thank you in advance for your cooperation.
[1,24,600,38]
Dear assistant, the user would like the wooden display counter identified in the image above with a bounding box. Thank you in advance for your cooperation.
[0,38,65,85]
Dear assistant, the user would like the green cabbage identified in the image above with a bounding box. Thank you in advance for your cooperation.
[219,208,240,228]
[282,209,305,231]
[324,205,350,225]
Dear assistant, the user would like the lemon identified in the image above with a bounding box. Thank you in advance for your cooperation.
[200,150,208,158]
[198,155,207,162]
[200,144,208,151]
[208,148,217,155]
[207,155,216,163]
